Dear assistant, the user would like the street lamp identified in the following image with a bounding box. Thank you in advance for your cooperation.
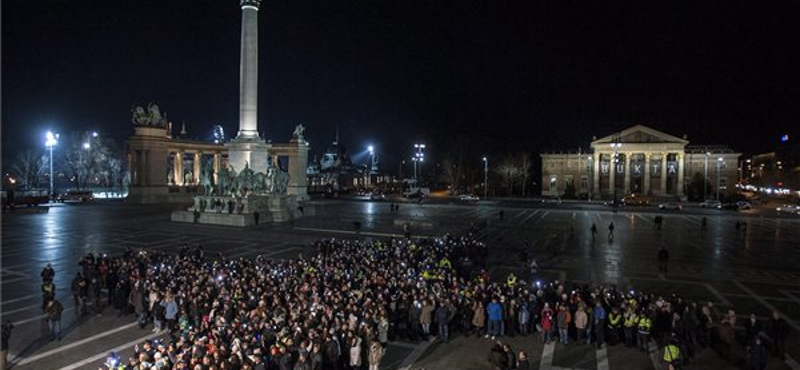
[483,156,488,200]
[716,157,723,201]
[704,152,710,201]
[45,131,59,203]
[413,144,426,181]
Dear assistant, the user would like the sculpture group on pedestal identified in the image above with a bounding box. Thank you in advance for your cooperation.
[131,102,168,127]
[212,162,289,197]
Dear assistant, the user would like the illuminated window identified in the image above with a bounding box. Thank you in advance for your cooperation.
[550,175,558,191]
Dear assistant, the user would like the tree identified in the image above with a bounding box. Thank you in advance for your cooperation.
[61,131,111,189]
[495,155,521,196]
[519,152,531,197]
[11,150,47,189]
[688,172,710,202]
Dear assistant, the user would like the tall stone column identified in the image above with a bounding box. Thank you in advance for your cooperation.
[608,154,616,196]
[592,154,600,199]
[623,152,631,194]
[677,152,685,198]
[238,0,261,139]
[194,152,202,184]
[660,153,668,195]
[644,153,651,195]
[213,153,221,186]
[174,152,183,186]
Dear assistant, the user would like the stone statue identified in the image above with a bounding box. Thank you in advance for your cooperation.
[253,172,265,194]
[148,102,166,126]
[274,169,290,194]
[218,166,229,195]
[265,166,276,193]
[132,105,150,126]
[237,163,256,196]
[201,170,213,195]
[167,169,174,185]
[292,124,305,140]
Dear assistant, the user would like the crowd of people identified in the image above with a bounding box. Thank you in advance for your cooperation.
[32,232,792,370]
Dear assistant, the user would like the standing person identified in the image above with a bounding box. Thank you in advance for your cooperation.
[517,351,530,370]
[575,304,588,345]
[556,305,571,345]
[45,299,63,341]
[499,210,505,221]
[623,307,637,347]
[472,301,486,338]
[1,321,13,370]
[590,223,597,239]
[749,337,768,370]
[435,300,453,343]
[637,310,652,352]
[701,216,708,235]
[129,282,147,329]
[662,337,682,370]
[488,342,507,370]
[41,263,55,283]
[518,303,530,336]
[541,305,554,344]
[162,294,178,333]
[486,297,503,340]
[420,299,434,340]
[767,311,789,360]
[377,315,389,347]
[71,272,86,315]
[348,337,362,370]
[41,278,56,311]
[367,339,384,370]
[593,301,607,348]
[608,222,615,240]
[658,247,670,273]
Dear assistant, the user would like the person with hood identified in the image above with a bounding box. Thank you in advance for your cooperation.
[367,339,384,370]
[488,341,508,370]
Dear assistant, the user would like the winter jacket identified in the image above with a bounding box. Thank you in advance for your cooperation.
[420,304,435,324]
[487,302,503,322]
[575,310,588,329]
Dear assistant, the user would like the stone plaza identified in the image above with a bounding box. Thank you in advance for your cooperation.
[2,198,800,370]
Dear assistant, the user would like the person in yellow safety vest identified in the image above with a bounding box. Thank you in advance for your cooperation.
[663,340,681,369]
[622,307,638,347]
[506,272,517,289]
[636,312,652,352]
[437,257,452,269]
[421,270,434,280]
[607,307,622,345]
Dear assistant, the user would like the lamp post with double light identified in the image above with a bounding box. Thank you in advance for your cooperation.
[483,156,488,200]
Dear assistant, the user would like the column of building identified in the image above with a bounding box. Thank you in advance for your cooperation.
[660,153,667,194]
[193,152,202,184]
[593,153,600,198]
[677,153,685,197]
[643,153,651,195]
[623,153,631,194]
[174,151,183,186]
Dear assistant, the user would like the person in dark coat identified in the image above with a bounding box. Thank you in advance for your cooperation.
[749,337,768,370]
[488,342,508,370]
[517,351,530,370]
[767,311,789,360]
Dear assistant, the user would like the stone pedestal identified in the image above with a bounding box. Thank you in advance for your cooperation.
[171,194,298,226]
[271,139,310,201]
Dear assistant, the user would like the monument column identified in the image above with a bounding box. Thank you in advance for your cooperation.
[623,152,631,194]
[660,153,668,195]
[213,153,221,186]
[592,153,600,199]
[238,0,261,139]
[677,152,685,198]
[644,153,651,195]
[194,152,202,184]
[226,0,270,174]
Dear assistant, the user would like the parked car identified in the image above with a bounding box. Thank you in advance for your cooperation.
[621,194,651,206]
[658,202,682,210]
[458,194,480,202]
[736,201,752,210]
[368,191,385,201]
[57,190,94,202]
[699,200,721,208]
[776,204,800,215]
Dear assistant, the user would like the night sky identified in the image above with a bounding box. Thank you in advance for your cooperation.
[3,0,800,170]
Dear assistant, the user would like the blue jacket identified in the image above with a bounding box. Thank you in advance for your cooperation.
[162,300,178,320]
[487,302,503,321]
[593,306,607,323]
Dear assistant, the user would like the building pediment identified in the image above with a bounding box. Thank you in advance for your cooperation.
[591,125,689,148]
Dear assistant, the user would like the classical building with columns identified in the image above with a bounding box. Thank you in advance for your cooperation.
[540,125,741,201]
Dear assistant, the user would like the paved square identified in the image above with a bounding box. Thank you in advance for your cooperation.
[2,199,800,370]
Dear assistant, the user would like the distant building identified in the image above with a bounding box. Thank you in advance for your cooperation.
[307,138,359,192]
[742,138,800,196]
[540,124,741,200]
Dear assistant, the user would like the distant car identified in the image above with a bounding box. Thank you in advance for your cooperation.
[776,204,800,215]
[699,200,721,208]
[369,192,385,200]
[718,203,741,211]
[540,196,562,204]
[658,202,682,211]
[57,190,93,203]
[621,194,651,206]
[459,194,480,202]
[736,201,752,210]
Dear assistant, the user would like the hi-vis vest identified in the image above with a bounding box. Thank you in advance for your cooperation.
[663,344,681,363]
[637,316,652,334]
[608,313,622,328]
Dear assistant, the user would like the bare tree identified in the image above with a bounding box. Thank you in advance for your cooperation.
[495,155,521,196]
[11,150,47,189]
[61,131,111,189]
[520,152,531,197]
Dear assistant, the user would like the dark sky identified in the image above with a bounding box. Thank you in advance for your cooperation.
[3,0,800,170]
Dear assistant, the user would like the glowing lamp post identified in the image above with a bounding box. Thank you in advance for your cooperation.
[45,131,59,203]
[483,156,488,200]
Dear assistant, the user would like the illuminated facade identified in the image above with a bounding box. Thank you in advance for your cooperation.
[540,125,741,200]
